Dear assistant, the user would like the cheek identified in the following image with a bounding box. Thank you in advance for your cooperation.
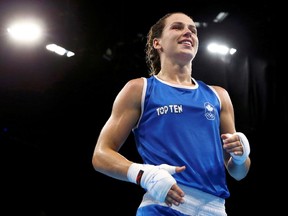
[193,36,199,46]
[161,37,175,48]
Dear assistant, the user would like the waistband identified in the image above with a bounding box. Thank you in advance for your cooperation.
[139,184,226,216]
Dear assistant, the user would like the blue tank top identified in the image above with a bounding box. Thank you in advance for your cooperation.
[132,75,230,198]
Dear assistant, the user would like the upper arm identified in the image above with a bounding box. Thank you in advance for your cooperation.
[212,85,236,135]
[96,78,144,152]
[212,86,236,162]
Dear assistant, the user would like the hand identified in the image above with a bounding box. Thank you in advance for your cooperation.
[221,132,250,165]
[221,133,243,155]
[164,166,186,207]
[127,163,186,204]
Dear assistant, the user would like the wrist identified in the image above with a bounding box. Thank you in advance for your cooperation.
[127,163,145,185]
[127,163,177,202]
[231,132,250,165]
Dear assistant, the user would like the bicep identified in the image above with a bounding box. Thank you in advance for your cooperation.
[214,86,236,163]
[96,79,143,152]
[217,87,236,134]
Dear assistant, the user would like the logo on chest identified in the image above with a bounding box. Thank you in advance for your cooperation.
[204,102,216,120]
[156,105,183,116]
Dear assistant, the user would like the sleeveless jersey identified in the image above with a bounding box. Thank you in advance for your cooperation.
[132,75,230,198]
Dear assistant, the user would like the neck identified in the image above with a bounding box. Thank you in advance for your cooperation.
[156,71,194,86]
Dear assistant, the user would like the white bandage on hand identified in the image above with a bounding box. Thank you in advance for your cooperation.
[231,132,250,165]
[127,163,177,202]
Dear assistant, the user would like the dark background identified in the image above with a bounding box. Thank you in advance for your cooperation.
[0,0,284,215]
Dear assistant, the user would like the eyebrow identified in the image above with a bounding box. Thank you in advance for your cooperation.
[170,22,196,28]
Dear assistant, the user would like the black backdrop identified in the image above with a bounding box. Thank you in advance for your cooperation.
[0,1,284,215]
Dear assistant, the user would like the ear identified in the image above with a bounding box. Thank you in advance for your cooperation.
[153,38,161,49]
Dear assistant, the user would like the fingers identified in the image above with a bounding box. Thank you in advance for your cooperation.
[158,164,177,174]
[158,164,186,174]
[165,184,185,207]
[175,165,186,173]
[230,146,243,155]
[222,133,243,155]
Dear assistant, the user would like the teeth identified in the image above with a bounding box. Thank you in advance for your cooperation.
[182,41,191,46]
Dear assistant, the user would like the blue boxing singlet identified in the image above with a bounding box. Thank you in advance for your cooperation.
[132,75,230,199]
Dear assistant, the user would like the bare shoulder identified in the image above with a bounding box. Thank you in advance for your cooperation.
[210,85,227,93]
[125,77,144,90]
[209,85,233,108]
[115,77,145,106]
[121,77,144,97]
[210,85,229,98]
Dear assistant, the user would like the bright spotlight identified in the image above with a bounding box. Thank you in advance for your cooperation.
[7,21,42,43]
[46,44,75,57]
[207,42,236,56]
[229,48,237,55]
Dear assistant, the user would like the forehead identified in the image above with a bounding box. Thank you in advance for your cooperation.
[165,13,194,26]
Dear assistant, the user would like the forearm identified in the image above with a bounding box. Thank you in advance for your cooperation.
[223,132,251,180]
[92,148,132,182]
[226,156,251,180]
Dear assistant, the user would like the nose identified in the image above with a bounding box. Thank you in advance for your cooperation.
[183,29,192,37]
[183,25,193,35]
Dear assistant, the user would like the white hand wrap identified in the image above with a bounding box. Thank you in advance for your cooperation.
[127,163,177,202]
[231,132,250,165]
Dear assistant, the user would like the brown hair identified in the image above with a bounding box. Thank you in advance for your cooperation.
[145,12,192,76]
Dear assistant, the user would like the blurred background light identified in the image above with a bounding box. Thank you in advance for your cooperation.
[7,20,42,43]
[46,43,75,57]
[207,42,236,55]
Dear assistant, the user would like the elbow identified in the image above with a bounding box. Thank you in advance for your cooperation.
[91,150,102,172]
[91,156,97,171]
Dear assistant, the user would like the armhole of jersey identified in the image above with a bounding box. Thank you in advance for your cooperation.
[208,85,222,109]
[132,77,147,130]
